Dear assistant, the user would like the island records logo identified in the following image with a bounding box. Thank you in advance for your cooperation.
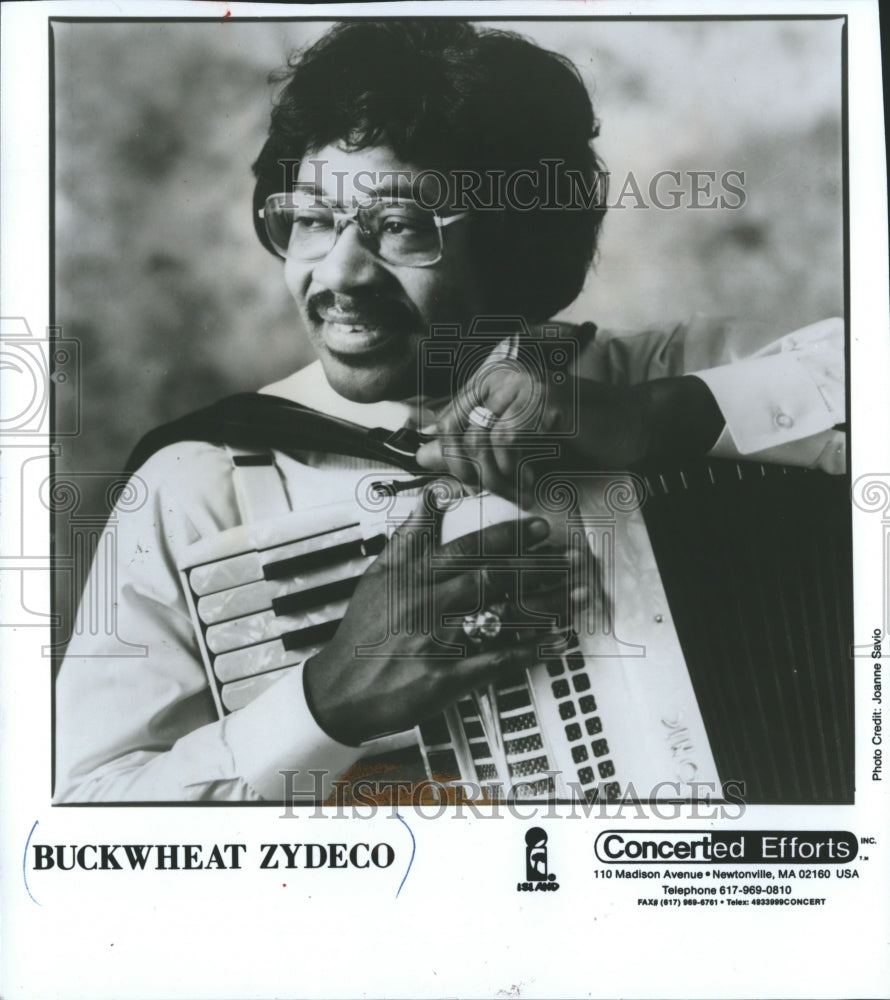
[517,827,560,892]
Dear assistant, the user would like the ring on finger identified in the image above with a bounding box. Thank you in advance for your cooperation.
[462,608,503,645]
[467,404,498,431]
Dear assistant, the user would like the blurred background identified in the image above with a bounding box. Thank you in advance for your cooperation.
[52,16,843,511]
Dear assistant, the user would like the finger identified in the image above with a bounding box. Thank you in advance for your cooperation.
[515,582,591,634]
[486,378,531,417]
[487,428,527,501]
[420,402,486,487]
[416,430,507,491]
[428,563,575,626]
[426,396,462,443]
[440,635,545,700]
[424,369,531,490]
[462,424,511,496]
[487,386,547,500]
[489,373,539,430]
[437,514,550,564]
[437,444,484,490]
[415,438,448,472]
[381,480,451,562]
[440,385,517,493]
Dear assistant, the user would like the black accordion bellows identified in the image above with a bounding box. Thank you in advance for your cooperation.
[637,458,854,805]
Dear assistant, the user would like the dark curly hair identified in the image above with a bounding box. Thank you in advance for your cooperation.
[252,20,607,322]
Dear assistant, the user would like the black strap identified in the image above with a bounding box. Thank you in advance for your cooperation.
[124,393,432,475]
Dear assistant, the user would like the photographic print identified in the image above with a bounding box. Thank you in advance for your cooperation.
[1,3,887,998]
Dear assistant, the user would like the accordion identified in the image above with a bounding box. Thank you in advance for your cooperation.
[178,454,853,806]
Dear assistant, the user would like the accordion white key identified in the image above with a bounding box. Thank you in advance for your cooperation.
[178,480,721,803]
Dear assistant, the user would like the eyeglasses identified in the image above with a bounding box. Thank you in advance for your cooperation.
[260,186,468,267]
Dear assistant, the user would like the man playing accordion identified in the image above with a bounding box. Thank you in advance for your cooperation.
[55,20,846,804]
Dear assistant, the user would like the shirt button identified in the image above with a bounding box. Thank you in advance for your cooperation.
[654,614,664,624]
[774,411,794,429]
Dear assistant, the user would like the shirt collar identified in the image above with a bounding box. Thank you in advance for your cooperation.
[259,361,442,431]
[259,335,519,431]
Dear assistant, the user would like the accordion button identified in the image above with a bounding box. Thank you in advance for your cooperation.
[566,651,585,671]
[585,716,602,735]
[604,782,622,802]
[552,679,570,698]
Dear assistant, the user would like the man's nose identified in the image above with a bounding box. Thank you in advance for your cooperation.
[310,220,384,292]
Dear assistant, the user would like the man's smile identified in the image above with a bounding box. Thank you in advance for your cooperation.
[319,321,398,357]
[308,290,415,358]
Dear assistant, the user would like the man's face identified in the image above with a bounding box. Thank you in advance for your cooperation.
[284,144,490,403]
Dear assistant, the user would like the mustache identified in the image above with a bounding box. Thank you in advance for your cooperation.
[307,290,416,328]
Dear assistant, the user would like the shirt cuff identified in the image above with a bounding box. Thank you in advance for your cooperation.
[708,426,847,473]
[694,350,842,455]
[220,664,362,801]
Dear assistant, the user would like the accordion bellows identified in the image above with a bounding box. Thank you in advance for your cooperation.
[638,459,853,804]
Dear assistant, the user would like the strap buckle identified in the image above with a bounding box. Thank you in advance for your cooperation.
[369,426,434,464]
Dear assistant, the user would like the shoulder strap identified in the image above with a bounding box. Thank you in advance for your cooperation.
[225,447,291,523]
[124,393,431,475]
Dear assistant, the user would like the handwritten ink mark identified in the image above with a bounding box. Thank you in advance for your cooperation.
[23,819,41,906]
[395,812,415,898]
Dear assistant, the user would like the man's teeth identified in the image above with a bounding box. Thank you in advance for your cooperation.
[321,310,376,328]
[330,321,374,332]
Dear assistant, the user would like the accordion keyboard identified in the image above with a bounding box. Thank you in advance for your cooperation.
[419,629,622,802]
[180,503,385,714]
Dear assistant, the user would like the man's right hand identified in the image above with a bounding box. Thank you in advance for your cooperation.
[302,487,581,746]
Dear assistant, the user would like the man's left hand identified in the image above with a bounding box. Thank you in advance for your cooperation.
[415,367,725,503]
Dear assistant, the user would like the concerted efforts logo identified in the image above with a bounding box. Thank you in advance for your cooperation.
[517,827,559,892]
